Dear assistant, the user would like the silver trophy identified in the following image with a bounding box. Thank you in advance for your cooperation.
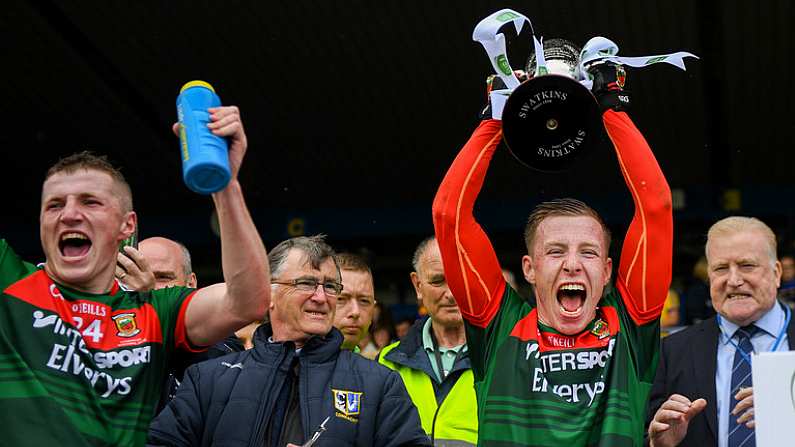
[502,38,599,171]
[473,9,698,172]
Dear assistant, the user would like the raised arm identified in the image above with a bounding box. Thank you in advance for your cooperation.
[432,119,507,329]
[184,106,270,346]
[606,110,673,325]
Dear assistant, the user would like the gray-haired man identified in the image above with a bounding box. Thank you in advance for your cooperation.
[149,235,430,446]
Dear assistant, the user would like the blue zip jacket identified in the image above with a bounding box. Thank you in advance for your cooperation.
[148,324,430,447]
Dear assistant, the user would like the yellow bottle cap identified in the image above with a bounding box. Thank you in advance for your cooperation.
[180,80,215,94]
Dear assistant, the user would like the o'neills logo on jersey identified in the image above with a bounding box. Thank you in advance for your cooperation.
[543,333,575,348]
[112,313,140,338]
[71,302,108,318]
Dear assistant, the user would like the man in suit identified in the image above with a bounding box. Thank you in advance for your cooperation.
[647,216,795,447]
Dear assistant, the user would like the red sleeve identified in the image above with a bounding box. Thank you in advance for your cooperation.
[604,110,673,325]
[173,290,207,352]
[432,120,507,329]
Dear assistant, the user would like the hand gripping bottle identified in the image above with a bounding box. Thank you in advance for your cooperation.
[176,80,231,194]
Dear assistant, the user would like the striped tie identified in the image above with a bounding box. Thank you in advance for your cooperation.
[728,325,757,447]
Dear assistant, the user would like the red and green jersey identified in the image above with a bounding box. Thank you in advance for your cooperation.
[433,111,673,446]
[465,283,659,446]
[0,239,200,447]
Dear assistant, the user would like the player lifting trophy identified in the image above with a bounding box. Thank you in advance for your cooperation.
[432,9,697,446]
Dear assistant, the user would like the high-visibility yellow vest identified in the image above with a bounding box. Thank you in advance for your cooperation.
[379,342,478,446]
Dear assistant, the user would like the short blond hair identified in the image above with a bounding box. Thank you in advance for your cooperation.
[706,216,777,265]
[45,151,133,213]
[524,198,610,254]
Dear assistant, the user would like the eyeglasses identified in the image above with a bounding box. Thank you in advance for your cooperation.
[272,277,344,296]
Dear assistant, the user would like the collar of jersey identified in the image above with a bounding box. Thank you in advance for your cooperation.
[537,308,603,336]
[532,306,619,352]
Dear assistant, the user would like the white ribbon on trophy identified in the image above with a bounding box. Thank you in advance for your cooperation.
[472,9,532,89]
[472,9,533,119]
[472,8,699,118]
[577,36,699,90]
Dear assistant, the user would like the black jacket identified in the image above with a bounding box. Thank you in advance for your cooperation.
[156,334,246,414]
[148,324,430,447]
[647,310,795,446]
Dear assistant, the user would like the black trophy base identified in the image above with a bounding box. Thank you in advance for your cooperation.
[502,75,600,172]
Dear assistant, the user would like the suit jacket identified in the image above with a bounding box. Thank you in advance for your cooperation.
[647,306,795,446]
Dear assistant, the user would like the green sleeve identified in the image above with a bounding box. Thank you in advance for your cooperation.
[0,239,37,291]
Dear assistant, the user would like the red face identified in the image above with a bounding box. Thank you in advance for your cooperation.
[708,230,781,327]
[40,169,135,293]
[522,215,612,335]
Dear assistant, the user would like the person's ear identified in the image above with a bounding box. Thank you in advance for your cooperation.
[522,255,536,284]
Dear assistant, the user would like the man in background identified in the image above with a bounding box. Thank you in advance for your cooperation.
[150,235,429,446]
[116,236,197,291]
[333,252,377,351]
[379,236,478,446]
[648,216,795,446]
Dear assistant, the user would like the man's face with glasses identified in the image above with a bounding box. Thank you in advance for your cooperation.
[333,269,376,350]
[269,249,342,347]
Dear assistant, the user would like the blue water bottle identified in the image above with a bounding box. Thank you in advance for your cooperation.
[176,80,231,194]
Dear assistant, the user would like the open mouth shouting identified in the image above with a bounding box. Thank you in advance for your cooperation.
[557,282,587,318]
[59,232,92,259]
